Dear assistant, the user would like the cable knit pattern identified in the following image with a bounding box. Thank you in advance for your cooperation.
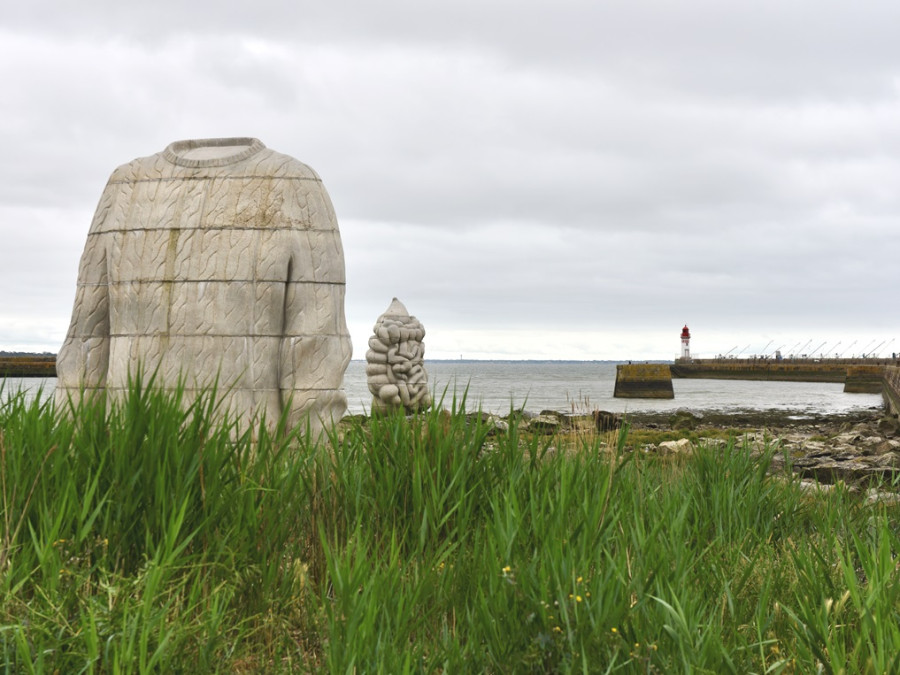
[56,138,352,435]
[365,298,432,413]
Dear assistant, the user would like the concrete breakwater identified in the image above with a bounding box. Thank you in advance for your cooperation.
[618,358,900,403]
[845,365,887,394]
[613,364,674,398]
[0,355,56,377]
[671,358,898,394]
[885,366,900,417]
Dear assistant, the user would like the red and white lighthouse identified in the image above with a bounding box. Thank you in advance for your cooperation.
[680,325,691,359]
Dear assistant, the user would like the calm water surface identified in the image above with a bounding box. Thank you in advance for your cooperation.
[3,360,884,418]
[345,361,883,417]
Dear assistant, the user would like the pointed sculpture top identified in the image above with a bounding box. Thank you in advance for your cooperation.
[381,297,410,319]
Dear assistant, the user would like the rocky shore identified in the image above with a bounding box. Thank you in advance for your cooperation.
[479,405,900,499]
[631,407,900,498]
[344,403,900,499]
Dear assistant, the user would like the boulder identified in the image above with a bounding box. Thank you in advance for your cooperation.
[593,410,622,432]
[877,417,900,437]
[527,414,562,434]
[669,410,702,431]
[658,438,693,456]
[865,489,900,506]
[791,450,900,486]
[873,439,900,455]
[467,412,510,434]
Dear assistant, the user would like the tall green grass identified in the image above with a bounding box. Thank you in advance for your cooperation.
[1,378,899,672]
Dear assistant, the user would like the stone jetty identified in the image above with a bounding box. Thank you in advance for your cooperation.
[0,355,56,377]
[613,363,674,398]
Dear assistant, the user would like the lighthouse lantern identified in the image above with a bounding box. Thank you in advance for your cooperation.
[680,325,691,360]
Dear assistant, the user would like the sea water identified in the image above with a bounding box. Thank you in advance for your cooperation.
[344,361,884,417]
[3,361,884,417]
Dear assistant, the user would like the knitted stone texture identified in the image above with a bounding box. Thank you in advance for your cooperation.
[366,298,432,413]
[55,137,352,436]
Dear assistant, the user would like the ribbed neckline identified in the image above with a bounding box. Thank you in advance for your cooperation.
[163,137,266,168]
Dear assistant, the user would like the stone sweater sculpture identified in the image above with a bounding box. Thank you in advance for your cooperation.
[56,137,352,436]
[366,298,431,413]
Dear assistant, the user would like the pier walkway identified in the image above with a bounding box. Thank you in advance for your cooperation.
[616,358,900,406]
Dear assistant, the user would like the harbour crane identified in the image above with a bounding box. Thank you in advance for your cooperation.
[796,339,812,357]
[810,341,827,357]
[860,339,878,357]
[838,340,857,358]
[867,340,887,358]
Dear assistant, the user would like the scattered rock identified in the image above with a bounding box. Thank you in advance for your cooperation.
[465,411,510,434]
[669,410,702,431]
[344,403,900,497]
[797,480,842,496]
[339,414,368,428]
[466,411,493,425]
[877,416,900,437]
[592,410,622,432]
[527,414,562,434]
[658,438,693,456]
[873,439,900,455]
[487,415,510,434]
[865,488,900,506]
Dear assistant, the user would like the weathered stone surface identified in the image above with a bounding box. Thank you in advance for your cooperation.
[593,410,622,432]
[843,365,884,393]
[796,480,845,497]
[614,364,674,399]
[866,488,900,506]
[55,138,352,436]
[366,298,431,413]
[527,414,562,434]
[877,416,900,436]
[670,409,702,431]
[658,438,694,455]
[885,366,900,416]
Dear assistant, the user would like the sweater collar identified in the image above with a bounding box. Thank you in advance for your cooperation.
[163,137,265,168]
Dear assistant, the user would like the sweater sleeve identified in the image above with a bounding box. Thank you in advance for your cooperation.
[55,190,114,405]
[276,183,352,432]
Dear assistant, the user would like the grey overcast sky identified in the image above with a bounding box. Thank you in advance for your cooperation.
[2,1,898,360]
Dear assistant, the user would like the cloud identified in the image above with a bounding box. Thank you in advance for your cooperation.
[1,1,899,359]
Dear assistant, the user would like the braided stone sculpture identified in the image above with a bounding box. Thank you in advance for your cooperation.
[366,298,432,413]
[55,137,352,436]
